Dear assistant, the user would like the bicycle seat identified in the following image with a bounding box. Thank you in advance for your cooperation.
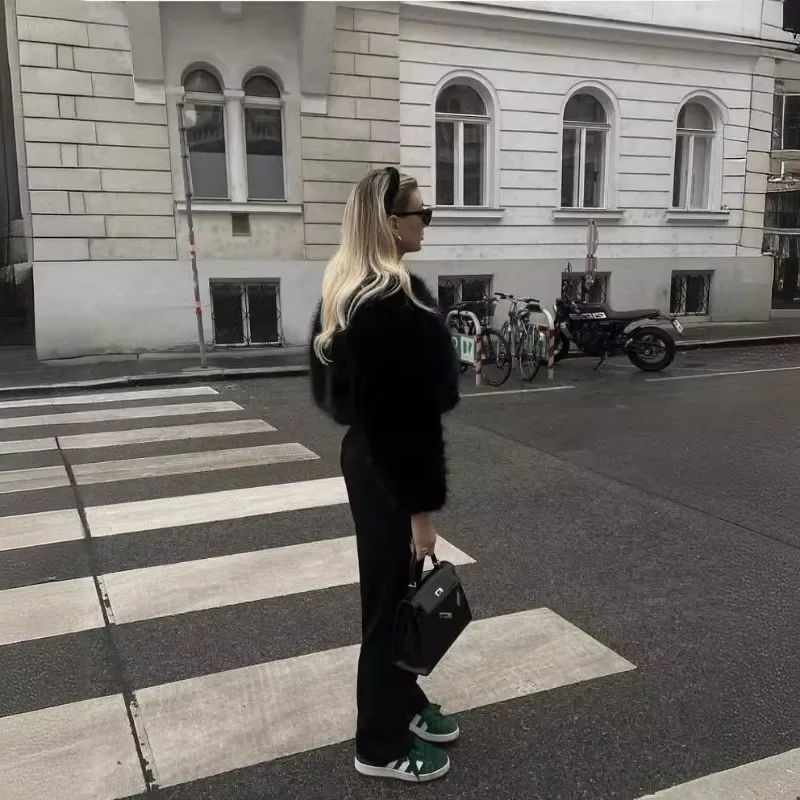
[578,302,660,321]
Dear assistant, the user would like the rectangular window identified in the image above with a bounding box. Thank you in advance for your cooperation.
[186,104,228,200]
[210,280,282,346]
[561,128,578,208]
[437,275,494,325]
[773,94,800,151]
[561,127,605,209]
[462,123,485,206]
[561,272,609,304]
[670,272,711,315]
[245,106,285,200]
[435,121,456,206]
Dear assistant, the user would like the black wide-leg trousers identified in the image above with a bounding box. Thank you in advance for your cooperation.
[341,427,429,764]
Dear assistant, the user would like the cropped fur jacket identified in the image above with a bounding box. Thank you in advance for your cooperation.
[310,273,460,515]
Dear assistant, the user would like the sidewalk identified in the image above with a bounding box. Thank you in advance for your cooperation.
[1,319,800,397]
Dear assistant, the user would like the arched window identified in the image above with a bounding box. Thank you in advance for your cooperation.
[435,83,490,207]
[672,101,716,210]
[183,68,227,200]
[561,93,610,209]
[243,73,285,200]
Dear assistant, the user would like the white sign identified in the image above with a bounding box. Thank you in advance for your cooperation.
[452,334,475,365]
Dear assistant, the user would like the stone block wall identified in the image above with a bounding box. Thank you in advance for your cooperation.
[300,3,400,260]
[14,0,176,261]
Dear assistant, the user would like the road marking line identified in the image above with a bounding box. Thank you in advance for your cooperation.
[135,608,634,788]
[0,577,104,646]
[634,746,800,798]
[59,419,275,450]
[0,463,70,495]
[647,365,800,382]
[461,385,575,397]
[0,508,84,552]
[0,401,243,429]
[0,385,218,411]
[0,694,146,800]
[0,537,472,641]
[84,476,349,536]
[104,536,473,624]
[0,436,55,454]
[71,443,318,485]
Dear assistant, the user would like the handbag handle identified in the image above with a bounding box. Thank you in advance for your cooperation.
[408,552,440,588]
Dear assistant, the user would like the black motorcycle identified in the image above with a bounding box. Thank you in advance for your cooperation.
[553,269,683,372]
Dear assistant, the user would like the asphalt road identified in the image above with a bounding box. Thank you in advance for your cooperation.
[1,343,800,800]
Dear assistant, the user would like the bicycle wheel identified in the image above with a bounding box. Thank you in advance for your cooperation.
[479,328,512,386]
[518,328,542,381]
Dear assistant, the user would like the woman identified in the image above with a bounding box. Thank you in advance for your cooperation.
[309,167,460,783]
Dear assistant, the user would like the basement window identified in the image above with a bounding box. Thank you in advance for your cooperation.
[670,272,711,316]
[210,280,282,346]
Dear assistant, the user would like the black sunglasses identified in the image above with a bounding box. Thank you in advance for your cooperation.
[394,207,433,226]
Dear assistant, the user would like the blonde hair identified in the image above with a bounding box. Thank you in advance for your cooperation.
[313,167,432,363]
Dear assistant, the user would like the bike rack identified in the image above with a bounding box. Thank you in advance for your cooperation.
[526,303,556,374]
[446,309,482,387]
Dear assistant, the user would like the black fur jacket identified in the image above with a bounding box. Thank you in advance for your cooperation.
[309,273,460,515]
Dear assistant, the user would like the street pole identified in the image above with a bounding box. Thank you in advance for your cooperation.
[177,101,208,369]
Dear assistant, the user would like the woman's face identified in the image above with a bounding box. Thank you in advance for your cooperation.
[393,189,429,255]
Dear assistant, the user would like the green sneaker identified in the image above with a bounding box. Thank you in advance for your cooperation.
[409,703,460,744]
[354,738,450,782]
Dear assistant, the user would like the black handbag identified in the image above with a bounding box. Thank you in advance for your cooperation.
[392,553,472,676]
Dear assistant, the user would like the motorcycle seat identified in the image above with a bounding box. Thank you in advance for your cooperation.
[578,303,660,321]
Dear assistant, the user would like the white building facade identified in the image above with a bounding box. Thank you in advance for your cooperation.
[3,0,798,358]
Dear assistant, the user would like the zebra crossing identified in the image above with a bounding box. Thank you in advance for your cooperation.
[0,383,796,799]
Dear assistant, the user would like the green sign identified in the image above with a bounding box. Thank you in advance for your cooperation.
[452,334,475,365]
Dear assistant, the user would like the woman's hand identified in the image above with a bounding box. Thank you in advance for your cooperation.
[410,512,438,561]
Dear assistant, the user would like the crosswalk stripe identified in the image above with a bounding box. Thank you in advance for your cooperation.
[0,401,243,429]
[0,538,473,642]
[0,436,54,454]
[135,608,635,788]
[0,420,276,454]
[84,476,349,536]
[0,385,218,411]
[635,747,800,798]
[0,577,103,646]
[0,463,69,495]
[0,694,147,800]
[70,443,318,485]
[0,508,84,552]
[103,536,474,625]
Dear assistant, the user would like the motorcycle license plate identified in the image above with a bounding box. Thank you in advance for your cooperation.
[671,318,684,334]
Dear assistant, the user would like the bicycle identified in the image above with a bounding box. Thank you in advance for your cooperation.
[445,299,511,387]
[494,292,545,382]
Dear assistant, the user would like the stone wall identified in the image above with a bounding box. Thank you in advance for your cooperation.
[300,2,400,260]
[15,0,176,262]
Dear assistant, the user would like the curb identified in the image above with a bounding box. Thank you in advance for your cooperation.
[2,334,800,397]
[0,364,309,398]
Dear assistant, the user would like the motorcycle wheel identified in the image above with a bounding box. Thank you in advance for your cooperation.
[626,325,676,371]
[553,331,570,362]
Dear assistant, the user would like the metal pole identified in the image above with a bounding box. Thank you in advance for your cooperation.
[177,101,207,369]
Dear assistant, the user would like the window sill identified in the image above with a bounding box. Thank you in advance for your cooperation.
[551,208,625,224]
[176,201,303,216]
[432,206,506,225]
[665,209,730,224]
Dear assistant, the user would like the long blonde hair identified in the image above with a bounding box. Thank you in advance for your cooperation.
[313,167,432,363]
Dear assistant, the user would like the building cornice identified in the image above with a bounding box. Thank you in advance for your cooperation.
[400,1,800,60]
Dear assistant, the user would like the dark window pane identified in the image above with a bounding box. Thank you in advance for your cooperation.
[247,284,280,343]
[561,128,578,207]
[463,123,484,206]
[784,95,800,150]
[673,134,688,208]
[436,84,486,116]
[774,93,784,150]
[245,106,284,200]
[436,121,455,205]
[187,104,227,199]
[564,93,606,124]
[184,69,222,94]
[677,102,712,131]
[211,284,243,344]
[583,129,605,208]
[438,279,457,311]
[243,74,280,98]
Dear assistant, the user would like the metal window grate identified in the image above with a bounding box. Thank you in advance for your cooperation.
[561,272,609,303]
[210,280,283,347]
[670,272,711,315]
[437,275,494,326]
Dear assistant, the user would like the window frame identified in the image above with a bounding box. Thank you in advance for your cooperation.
[773,93,800,151]
[241,71,287,202]
[182,67,229,202]
[671,102,716,211]
[210,278,283,347]
[561,96,610,210]
[430,71,500,214]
